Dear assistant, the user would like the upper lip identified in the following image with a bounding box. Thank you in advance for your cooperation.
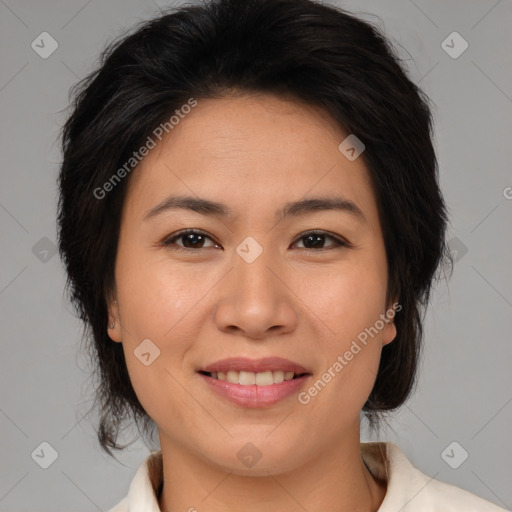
[199,357,310,374]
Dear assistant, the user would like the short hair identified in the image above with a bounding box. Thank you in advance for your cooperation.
[57,0,451,456]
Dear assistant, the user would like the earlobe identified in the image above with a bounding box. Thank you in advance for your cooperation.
[382,320,397,346]
[382,298,400,346]
[107,297,123,342]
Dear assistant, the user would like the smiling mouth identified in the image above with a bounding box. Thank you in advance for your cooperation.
[198,370,309,386]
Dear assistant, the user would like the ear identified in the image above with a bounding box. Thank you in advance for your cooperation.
[106,292,123,343]
[382,298,400,347]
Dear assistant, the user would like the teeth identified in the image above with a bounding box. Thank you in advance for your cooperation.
[211,370,298,385]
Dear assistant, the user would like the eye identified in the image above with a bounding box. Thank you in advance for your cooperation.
[162,229,219,251]
[161,229,350,252]
[291,230,349,250]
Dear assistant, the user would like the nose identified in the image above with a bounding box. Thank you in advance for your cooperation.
[213,243,299,340]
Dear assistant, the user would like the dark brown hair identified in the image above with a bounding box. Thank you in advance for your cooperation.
[57,0,451,456]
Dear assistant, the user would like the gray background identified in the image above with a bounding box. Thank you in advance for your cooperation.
[1,0,511,510]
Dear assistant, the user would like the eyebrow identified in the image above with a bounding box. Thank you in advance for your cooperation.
[143,194,366,223]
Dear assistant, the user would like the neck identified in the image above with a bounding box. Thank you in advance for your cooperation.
[157,431,386,512]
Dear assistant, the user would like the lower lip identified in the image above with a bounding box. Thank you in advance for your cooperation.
[198,373,311,407]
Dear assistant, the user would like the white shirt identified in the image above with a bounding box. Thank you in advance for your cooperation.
[107,442,507,511]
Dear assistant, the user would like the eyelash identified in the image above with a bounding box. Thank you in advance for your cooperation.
[161,229,351,252]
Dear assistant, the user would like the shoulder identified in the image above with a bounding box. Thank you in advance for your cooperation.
[106,450,163,512]
[415,476,507,511]
[107,496,128,512]
[361,442,507,512]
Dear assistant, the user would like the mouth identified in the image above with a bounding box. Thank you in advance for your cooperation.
[196,357,312,407]
[197,369,310,386]
[197,367,312,407]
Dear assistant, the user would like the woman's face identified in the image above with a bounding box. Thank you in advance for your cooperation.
[108,93,397,474]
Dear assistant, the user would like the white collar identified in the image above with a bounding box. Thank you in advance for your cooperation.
[112,442,505,511]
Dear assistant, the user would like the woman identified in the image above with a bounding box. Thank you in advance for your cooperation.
[56,0,506,510]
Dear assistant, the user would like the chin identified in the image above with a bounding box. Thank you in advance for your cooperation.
[202,439,305,477]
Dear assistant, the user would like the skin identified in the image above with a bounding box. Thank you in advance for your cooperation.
[107,93,397,512]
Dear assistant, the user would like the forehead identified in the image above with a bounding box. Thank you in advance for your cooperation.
[123,94,378,226]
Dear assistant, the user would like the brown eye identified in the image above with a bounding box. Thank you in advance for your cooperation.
[162,229,349,252]
[162,230,218,251]
[292,231,349,250]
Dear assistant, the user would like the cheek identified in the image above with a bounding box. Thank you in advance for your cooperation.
[300,256,388,342]
[299,269,386,418]
[115,252,198,422]
[296,254,388,406]
[115,244,201,336]
[123,349,193,434]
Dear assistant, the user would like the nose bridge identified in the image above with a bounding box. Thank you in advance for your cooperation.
[212,234,298,337]
[232,234,280,299]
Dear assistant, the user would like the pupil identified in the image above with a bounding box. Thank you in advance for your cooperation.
[185,233,203,248]
[182,233,325,249]
[304,234,323,248]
